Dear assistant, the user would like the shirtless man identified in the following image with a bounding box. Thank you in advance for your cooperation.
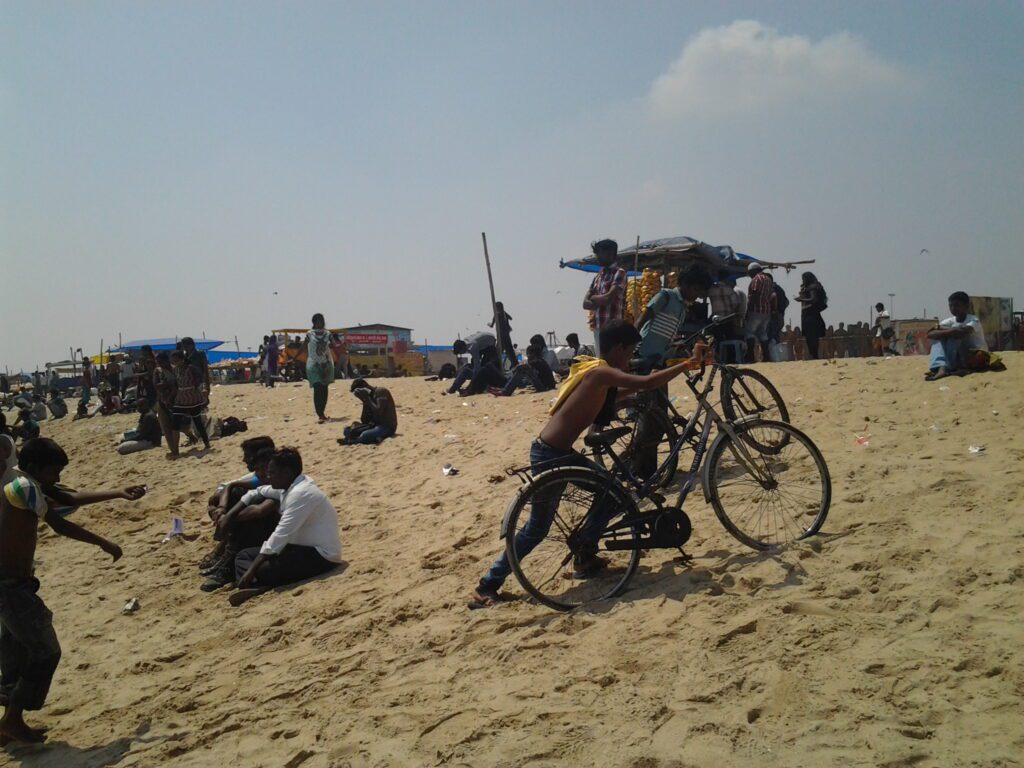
[0,438,144,744]
[470,320,694,607]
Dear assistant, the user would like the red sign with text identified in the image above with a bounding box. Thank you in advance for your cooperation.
[343,334,389,345]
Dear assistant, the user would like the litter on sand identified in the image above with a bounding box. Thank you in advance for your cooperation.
[854,434,871,447]
[442,463,460,476]
[968,445,986,455]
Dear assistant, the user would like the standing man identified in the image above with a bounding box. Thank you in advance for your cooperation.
[744,263,776,363]
[583,239,627,356]
[873,302,893,356]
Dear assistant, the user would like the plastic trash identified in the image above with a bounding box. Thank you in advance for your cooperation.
[929,423,943,432]
[854,434,871,447]
[442,463,460,476]
[968,445,986,454]
[162,516,185,543]
[443,434,460,443]
[122,598,141,615]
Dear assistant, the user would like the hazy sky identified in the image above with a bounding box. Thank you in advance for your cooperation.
[3,1,1022,371]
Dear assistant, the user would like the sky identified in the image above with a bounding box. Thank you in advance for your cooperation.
[2,1,1022,371]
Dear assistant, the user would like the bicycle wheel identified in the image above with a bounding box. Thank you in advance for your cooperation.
[720,367,788,422]
[704,419,830,550]
[504,467,642,611]
[719,368,790,452]
[593,399,680,488]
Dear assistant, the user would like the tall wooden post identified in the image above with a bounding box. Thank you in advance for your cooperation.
[481,232,504,365]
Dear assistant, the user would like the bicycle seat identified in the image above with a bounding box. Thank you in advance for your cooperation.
[584,425,632,448]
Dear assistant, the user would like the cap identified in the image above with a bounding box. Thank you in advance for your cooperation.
[747,262,763,274]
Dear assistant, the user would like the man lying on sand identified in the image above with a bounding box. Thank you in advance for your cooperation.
[338,379,398,445]
[925,291,988,381]
[470,320,694,608]
[0,438,144,744]
[201,447,280,591]
[227,448,342,606]
[200,436,276,571]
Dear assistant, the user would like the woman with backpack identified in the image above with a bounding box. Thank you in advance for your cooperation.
[797,272,828,360]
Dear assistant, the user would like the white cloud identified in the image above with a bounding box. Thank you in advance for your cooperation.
[647,20,910,119]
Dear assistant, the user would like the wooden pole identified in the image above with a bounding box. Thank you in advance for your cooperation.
[481,232,504,364]
[632,235,640,318]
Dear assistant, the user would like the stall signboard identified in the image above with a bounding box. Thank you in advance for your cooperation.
[343,334,389,346]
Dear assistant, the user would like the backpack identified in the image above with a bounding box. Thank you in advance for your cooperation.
[772,283,790,314]
[218,417,248,437]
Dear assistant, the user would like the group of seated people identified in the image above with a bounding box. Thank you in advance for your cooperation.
[443,332,585,398]
[199,437,342,604]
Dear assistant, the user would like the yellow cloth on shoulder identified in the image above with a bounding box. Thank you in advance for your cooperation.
[549,356,608,414]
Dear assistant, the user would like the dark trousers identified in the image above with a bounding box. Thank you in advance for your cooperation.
[312,383,329,418]
[478,440,616,593]
[500,365,552,396]
[234,545,336,588]
[0,578,62,711]
[227,515,280,552]
[448,363,506,395]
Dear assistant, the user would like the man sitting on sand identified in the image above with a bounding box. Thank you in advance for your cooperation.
[116,398,163,455]
[444,332,506,396]
[201,447,280,591]
[228,448,342,606]
[11,410,40,443]
[0,438,144,744]
[199,436,276,570]
[338,379,398,445]
[491,343,556,397]
[470,320,696,608]
[925,291,988,381]
[47,390,67,420]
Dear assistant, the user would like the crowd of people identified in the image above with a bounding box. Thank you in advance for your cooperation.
[0,236,1010,745]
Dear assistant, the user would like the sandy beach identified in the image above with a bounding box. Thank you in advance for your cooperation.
[2,354,1022,768]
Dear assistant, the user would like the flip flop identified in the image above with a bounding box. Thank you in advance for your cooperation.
[228,587,269,607]
[467,589,515,610]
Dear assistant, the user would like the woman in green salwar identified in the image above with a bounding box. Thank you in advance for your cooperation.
[303,313,335,423]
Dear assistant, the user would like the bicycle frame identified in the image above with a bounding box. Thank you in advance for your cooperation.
[598,364,772,513]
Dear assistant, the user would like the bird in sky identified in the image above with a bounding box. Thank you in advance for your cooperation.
[920,249,930,255]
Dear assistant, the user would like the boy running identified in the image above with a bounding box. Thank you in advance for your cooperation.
[470,320,694,608]
[0,438,145,744]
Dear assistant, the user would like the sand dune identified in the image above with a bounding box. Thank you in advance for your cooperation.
[2,354,1022,767]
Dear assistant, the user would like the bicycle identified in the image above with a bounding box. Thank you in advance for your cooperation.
[501,353,830,612]
[593,316,789,486]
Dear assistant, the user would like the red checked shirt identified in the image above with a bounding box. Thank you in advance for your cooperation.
[747,272,775,315]
[587,267,628,330]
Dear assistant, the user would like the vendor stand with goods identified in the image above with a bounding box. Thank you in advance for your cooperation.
[560,235,813,361]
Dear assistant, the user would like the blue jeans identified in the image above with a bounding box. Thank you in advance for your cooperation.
[500,365,546,396]
[478,439,616,593]
[929,338,966,371]
[356,424,395,444]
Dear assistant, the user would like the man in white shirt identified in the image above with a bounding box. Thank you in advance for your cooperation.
[926,291,988,380]
[229,448,342,605]
[873,302,894,356]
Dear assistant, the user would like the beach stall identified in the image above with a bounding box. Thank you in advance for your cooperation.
[560,234,813,328]
[336,324,422,377]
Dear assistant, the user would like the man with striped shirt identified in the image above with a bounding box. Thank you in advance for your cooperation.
[583,239,627,356]
[636,267,712,366]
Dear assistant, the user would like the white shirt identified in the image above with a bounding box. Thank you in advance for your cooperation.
[875,310,891,336]
[939,314,988,351]
[242,475,342,562]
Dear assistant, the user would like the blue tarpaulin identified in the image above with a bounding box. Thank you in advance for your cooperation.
[114,338,225,352]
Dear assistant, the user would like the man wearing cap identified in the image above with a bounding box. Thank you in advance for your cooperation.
[744,263,776,363]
